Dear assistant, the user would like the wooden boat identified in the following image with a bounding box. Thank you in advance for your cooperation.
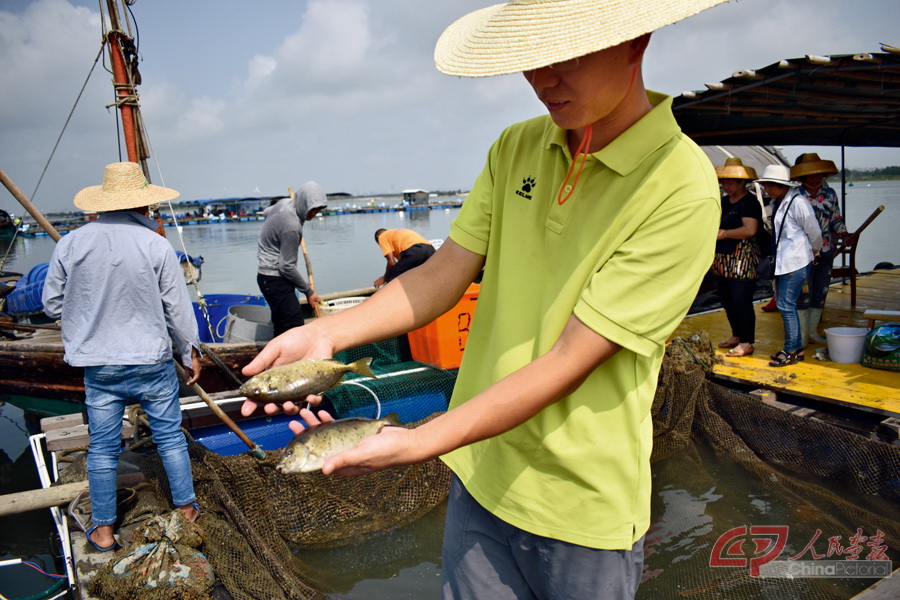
[0,287,376,403]
[0,208,18,238]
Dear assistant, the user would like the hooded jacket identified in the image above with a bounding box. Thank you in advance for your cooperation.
[256,181,327,293]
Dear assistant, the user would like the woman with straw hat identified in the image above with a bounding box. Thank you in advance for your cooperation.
[42,162,202,551]
[243,0,729,597]
[791,153,848,344]
[712,157,761,357]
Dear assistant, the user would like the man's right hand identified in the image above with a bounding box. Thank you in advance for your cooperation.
[240,325,336,417]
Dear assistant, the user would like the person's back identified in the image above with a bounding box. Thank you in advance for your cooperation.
[46,211,196,367]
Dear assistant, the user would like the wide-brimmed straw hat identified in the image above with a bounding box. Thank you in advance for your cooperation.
[715,157,757,181]
[434,0,730,77]
[74,162,179,212]
[790,153,838,179]
[755,165,799,187]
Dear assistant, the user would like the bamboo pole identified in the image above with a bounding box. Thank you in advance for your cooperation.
[288,187,325,319]
[0,168,62,242]
[173,362,266,460]
[0,473,145,518]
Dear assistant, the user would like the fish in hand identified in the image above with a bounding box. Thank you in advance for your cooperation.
[276,414,403,474]
[239,357,377,403]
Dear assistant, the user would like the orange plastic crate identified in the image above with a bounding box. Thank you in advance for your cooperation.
[407,283,480,369]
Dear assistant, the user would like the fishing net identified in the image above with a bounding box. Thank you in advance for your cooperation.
[66,332,900,600]
[641,332,900,600]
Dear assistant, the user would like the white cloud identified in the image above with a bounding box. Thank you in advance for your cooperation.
[2,0,899,211]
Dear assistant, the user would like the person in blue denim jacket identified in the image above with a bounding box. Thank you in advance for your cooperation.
[43,162,202,552]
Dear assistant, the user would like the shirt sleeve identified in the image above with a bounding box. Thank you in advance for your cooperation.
[158,245,201,368]
[449,141,496,256]
[277,229,311,294]
[575,194,720,356]
[42,246,67,320]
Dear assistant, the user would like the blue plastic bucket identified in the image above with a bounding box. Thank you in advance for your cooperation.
[193,294,267,342]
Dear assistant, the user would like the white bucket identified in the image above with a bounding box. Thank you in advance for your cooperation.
[223,304,274,343]
[320,296,366,316]
[825,327,868,364]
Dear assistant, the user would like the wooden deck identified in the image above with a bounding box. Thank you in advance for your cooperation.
[672,269,900,418]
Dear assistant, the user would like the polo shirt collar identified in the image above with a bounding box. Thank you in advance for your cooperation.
[543,90,680,176]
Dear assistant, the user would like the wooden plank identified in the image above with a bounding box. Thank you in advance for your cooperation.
[851,569,900,599]
[40,413,84,432]
[674,270,900,419]
[45,420,135,452]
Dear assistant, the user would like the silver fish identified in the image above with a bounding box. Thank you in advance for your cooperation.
[276,414,402,474]
[239,357,376,403]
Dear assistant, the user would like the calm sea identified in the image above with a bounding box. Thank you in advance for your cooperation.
[0,183,897,599]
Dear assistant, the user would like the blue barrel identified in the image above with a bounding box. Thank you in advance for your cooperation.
[193,294,267,343]
[5,262,50,315]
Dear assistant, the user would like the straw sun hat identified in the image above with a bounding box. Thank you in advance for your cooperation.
[790,153,838,179]
[74,162,179,212]
[434,0,730,77]
[715,157,757,181]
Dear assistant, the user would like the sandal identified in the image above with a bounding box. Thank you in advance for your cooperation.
[726,344,754,357]
[770,350,804,361]
[718,339,740,349]
[769,351,800,367]
[86,524,119,553]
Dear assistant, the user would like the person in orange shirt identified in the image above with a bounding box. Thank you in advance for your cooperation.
[373,228,435,287]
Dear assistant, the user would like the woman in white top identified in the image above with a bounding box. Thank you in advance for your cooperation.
[756,165,822,367]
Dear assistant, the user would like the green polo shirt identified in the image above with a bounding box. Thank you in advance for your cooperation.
[443,91,720,549]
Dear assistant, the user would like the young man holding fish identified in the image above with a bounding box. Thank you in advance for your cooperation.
[243,0,728,597]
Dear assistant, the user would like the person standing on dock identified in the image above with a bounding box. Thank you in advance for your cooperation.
[42,162,202,552]
[712,158,761,358]
[373,228,436,287]
[243,0,728,598]
[756,165,823,367]
[791,153,848,345]
[255,181,326,336]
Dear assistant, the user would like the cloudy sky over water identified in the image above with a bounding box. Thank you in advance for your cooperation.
[1,0,898,212]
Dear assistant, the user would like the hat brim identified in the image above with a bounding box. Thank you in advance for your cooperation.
[755,178,799,187]
[74,183,179,212]
[434,0,729,77]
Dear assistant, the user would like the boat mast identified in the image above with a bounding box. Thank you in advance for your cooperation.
[103,0,166,235]
[103,0,149,177]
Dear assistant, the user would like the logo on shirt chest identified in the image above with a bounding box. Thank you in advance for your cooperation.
[515,176,536,200]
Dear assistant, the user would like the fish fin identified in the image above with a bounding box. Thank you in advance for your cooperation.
[383,412,403,426]
[348,357,377,379]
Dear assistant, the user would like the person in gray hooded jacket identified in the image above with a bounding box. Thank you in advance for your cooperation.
[256,181,326,335]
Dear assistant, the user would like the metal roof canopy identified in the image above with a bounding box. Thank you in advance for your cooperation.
[672,44,900,148]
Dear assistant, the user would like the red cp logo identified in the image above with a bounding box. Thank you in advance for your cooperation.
[710,526,789,576]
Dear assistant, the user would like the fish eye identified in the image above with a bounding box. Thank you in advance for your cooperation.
[285,450,292,457]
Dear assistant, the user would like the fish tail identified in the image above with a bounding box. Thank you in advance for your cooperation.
[348,357,377,379]
[383,412,403,426]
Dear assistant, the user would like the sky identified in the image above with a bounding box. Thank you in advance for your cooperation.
[1,0,899,213]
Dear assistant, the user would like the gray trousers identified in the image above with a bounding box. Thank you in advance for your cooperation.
[442,475,645,600]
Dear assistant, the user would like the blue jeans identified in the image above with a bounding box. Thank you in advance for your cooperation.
[442,475,644,600]
[775,263,811,354]
[84,361,195,526]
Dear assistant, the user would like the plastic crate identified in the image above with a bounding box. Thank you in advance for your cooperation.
[407,283,479,369]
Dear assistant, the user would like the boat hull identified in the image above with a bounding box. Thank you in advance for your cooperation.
[0,340,265,402]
